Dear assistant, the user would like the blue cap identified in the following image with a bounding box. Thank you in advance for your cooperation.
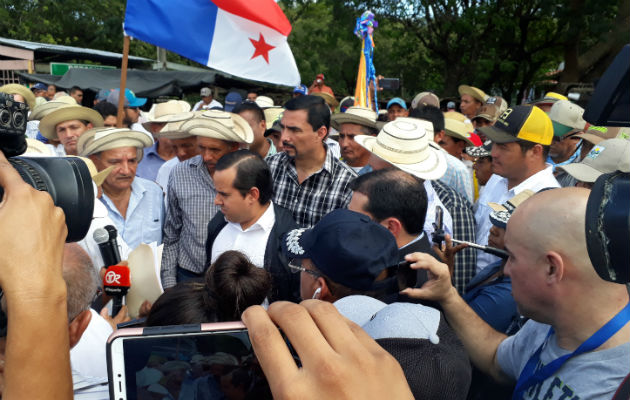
[293,84,308,95]
[96,89,111,101]
[281,209,399,291]
[32,83,47,91]
[106,88,147,107]
[387,97,407,110]
[224,91,242,112]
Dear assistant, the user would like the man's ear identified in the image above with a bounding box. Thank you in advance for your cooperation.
[68,309,92,349]
[545,251,565,285]
[247,187,260,204]
[381,217,403,238]
[317,277,336,302]
[315,125,328,142]
[434,130,445,143]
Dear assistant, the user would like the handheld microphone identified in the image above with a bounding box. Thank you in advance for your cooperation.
[93,225,121,268]
[103,264,131,316]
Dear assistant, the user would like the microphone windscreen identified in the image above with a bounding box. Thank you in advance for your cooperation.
[103,265,131,288]
[93,228,110,245]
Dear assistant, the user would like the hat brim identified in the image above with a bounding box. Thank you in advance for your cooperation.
[0,84,36,110]
[92,165,115,186]
[458,85,486,103]
[39,106,104,140]
[355,135,447,180]
[551,121,576,137]
[478,125,518,144]
[557,163,602,183]
[331,114,377,131]
[574,132,604,145]
[444,129,475,146]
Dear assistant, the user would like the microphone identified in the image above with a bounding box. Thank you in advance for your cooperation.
[103,264,131,316]
[93,225,121,268]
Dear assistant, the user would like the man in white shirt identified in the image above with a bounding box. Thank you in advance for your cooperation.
[204,150,299,302]
[475,105,560,272]
[193,87,222,111]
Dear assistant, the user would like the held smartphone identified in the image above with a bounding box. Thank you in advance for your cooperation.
[107,322,274,400]
[379,78,400,90]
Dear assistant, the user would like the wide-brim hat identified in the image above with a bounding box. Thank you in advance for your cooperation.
[158,112,196,140]
[443,111,467,123]
[254,95,274,109]
[331,106,377,130]
[311,92,339,109]
[263,107,284,130]
[0,84,36,110]
[23,138,55,156]
[77,127,154,159]
[39,105,104,140]
[66,156,114,186]
[355,117,447,180]
[181,109,253,144]
[142,100,192,130]
[444,118,475,146]
[575,126,620,145]
[458,85,487,103]
[29,96,78,121]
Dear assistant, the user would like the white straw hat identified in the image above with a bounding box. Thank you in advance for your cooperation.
[355,117,447,180]
[142,100,192,130]
[39,105,104,139]
[331,106,377,131]
[77,127,154,160]
[180,109,253,144]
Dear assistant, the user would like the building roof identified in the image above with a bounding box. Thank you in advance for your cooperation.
[0,37,151,64]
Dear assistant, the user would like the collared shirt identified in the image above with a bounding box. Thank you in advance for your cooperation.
[161,155,219,288]
[100,177,164,250]
[137,142,170,182]
[475,166,559,272]
[267,145,357,227]
[547,140,583,172]
[193,99,223,111]
[432,180,477,293]
[439,152,474,203]
[155,156,180,196]
[211,202,276,267]
[265,138,277,158]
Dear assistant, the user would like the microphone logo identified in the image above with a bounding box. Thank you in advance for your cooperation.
[104,270,121,285]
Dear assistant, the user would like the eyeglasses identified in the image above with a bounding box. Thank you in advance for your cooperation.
[288,259,321,278]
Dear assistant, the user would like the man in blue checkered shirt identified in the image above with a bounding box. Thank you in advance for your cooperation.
[266,96,357,228]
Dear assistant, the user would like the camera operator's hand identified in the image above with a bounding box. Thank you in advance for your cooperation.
[432,234,468,277]
[399,252,459,305]
[100,305,130,331]
[0,151,72,399]
[242,300,413,400]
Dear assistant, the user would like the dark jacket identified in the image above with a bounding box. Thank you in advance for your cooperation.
[205,203,300,303]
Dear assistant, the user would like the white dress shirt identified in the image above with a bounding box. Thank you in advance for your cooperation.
[211,203,276,268]
[474,165,559,272]
[70,309,113,380]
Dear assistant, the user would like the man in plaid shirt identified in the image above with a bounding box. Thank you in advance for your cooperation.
[267,96,357,227]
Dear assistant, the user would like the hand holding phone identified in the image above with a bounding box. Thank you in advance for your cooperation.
[242,300,414,400]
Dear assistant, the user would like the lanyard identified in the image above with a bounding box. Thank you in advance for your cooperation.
[512,301,630,400]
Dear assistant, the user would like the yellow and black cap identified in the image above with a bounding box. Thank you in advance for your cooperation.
[478,105,553,145]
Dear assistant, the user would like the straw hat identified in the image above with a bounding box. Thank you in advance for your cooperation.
[29,96,78,121]
[0,84,37,110]
[24,138,55,156]
[311,92,339,109]
[180,109,254,144]
[331,106,377,131]
[444,118,475,146]
[355,117,447,180]
[458,85,487,103]
[158,112,196,140]
[77,127,154,159]
[444,111,467,123]
[254,95,274,109]
[142,100,191,130]
[263,106,284,129]
[411,92,440,109]
[66,156,115,186]
[39,105,104,140]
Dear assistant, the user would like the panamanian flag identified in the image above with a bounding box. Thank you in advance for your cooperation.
[124,0,301,86]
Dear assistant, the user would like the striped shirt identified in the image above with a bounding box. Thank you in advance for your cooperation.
[267,145,357,227]
[160,155,220,288]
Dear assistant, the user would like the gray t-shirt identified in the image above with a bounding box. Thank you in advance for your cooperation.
[497,319,630,399]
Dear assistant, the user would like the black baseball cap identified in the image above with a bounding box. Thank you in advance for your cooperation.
[281,209,399,291]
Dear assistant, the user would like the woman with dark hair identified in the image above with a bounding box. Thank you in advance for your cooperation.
[146,251,271,326]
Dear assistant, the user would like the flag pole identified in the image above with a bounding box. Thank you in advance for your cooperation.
[117,35,130,128]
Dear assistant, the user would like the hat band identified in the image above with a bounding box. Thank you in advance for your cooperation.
[375,138,428,155]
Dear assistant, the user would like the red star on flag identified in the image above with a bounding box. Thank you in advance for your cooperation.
[249,33,275,64]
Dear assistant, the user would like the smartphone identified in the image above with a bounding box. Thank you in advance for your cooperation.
[107,322,273,400]
[379,78,400,91]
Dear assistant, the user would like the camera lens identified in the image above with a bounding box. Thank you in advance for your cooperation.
[12,112,24,130]
[0,109,9,127]
[0,157,94,242]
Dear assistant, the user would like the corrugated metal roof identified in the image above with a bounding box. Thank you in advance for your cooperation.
[0,37,151,62]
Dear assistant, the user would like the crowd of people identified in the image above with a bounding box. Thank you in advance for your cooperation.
[0,73,628,400]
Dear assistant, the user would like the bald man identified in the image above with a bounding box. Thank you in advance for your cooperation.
[402,188,630,399]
